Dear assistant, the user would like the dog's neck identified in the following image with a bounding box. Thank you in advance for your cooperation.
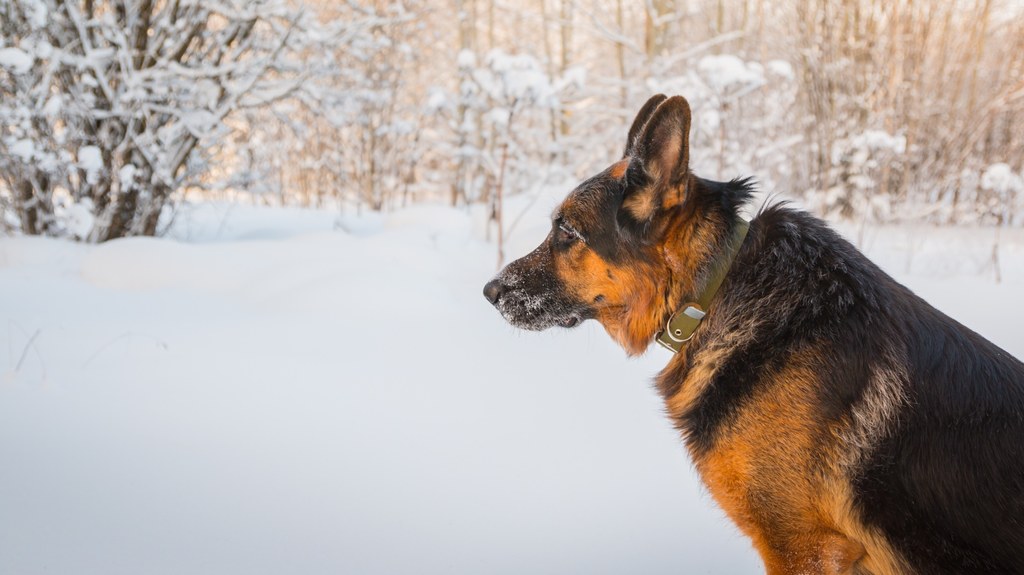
[656,217,749,353]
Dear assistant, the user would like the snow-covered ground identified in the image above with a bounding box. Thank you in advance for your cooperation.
[2,193,1023,575]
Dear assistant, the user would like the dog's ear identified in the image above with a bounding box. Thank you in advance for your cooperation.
[623,94,668,158]
[621,95,692,222]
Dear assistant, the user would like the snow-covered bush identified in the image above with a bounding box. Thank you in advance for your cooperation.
[648,53,798,195]
[980,163,1024,226]
[821,130,907,220]
[434,48,579,209]
[0,0,315,241]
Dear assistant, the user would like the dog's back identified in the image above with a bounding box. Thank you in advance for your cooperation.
[855,258,1024,573]
[705,205,1024,574]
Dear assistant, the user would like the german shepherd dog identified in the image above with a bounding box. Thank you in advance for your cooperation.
[482,95,1024,574]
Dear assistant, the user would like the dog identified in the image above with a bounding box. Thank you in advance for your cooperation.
[482,94,1024,574]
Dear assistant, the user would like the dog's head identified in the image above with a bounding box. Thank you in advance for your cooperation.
[483,95,749,355]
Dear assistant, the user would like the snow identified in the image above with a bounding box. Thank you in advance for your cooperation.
[982,163,1023,195]
[181,110,219,137]
[766,59,794,80]
[0,47,33,74]
[484,106,511,126]
[457,48,477,68]
[697,54,764,92]
[475,50,558,106]
[425,87,448,112]
[850,130,907,155]
[77,145,103,184]
[557,65,587,90]
[9,138,35,162]
[42,94,62,116]
[2,198,1023,575]
[63,199,95,240]
[118,163,137,186]
[20,0,49,28]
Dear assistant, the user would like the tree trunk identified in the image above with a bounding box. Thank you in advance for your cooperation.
[559,0,573,136]
[17,180,40,236]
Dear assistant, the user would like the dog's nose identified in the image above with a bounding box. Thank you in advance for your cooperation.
[483,279,505,305]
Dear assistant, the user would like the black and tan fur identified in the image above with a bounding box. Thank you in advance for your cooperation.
[482,95,1024,574]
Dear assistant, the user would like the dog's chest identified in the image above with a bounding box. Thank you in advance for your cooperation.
[685,389,868,573]
[688,379,824,534]
[665,358,832,537]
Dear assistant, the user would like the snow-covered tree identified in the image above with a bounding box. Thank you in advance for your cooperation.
[0,0,315,240]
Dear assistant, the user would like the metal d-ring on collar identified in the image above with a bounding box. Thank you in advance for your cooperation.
[659,304,707,346]
[656,219,750,354]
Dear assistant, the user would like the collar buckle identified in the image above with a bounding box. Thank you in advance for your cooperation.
[656,303,705,353]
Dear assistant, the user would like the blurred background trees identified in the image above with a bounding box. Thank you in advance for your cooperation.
[2,0,1023,241]
[0,0,334,240]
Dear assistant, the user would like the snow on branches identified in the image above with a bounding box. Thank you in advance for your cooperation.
[0,0,318,240]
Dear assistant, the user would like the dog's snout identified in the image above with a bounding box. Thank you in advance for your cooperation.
[483,279,505,305]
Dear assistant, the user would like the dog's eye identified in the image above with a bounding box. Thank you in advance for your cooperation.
[557,223,579,244]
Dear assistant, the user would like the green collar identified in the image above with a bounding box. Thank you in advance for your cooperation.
[656,219,749,353]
